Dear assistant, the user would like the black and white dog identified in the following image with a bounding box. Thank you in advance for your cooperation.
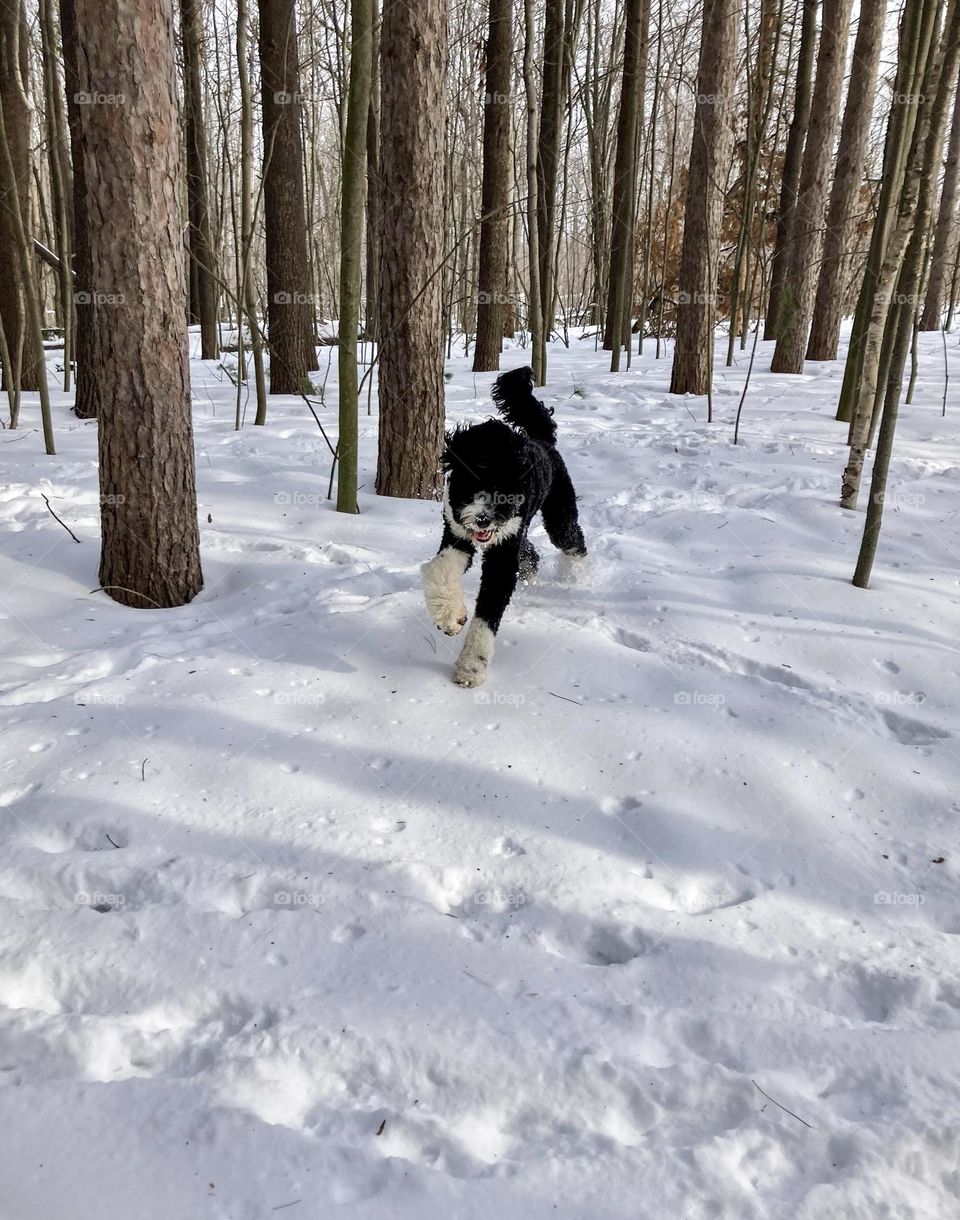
[422,366,586,687]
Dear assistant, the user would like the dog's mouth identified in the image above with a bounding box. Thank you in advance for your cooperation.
[471,528,494,543]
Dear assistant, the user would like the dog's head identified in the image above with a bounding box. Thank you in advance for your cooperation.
[442,420,527,547]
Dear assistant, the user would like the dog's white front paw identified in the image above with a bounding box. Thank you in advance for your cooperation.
[422,548,469,635]
[453,619,494,687]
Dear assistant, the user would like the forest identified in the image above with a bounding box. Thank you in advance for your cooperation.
[0,1,959,1217]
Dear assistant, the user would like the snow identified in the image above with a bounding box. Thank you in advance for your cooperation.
[0,328,958,1219]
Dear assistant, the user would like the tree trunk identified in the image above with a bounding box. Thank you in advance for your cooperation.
[39,0,73,392]
[605,0,649,368]
[0,0,42,393]
[669,0,737,396]
[59,0,99,418]
[806,0,886,360]
[473,0,513,372]
[523,0,545,384]
[764,0,818,340]
[375,0,447,498]
[840,0,947,509]
[337,0,373,511]
[180,0,219,359]
[920,74,960,330]
[363,6,380,343]
[237,0,267,425]
[771,0,852,373]
[75,0,202,608]
[259,0,318,394]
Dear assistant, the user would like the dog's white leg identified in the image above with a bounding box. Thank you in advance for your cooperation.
[453,617,495,687]
[422,547,470,635]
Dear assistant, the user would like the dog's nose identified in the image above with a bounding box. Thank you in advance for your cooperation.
[474,512,491,527]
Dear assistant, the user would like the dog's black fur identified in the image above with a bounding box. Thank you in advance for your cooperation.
[421,366,586,686]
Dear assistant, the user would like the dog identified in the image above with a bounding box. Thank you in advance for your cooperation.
[421,366,586,687]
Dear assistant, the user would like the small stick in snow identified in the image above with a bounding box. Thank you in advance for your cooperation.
[105,833,121,849]
[376,1119,386,1136]
[549,691,582,706]
[141,758,148,782]
[41,494,81,544]
[271,1201,302,1212]
[752,1080,814,1129]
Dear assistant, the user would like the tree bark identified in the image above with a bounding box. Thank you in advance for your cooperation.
[375,0,448,498]
[806,0,886,360]
[259,0,318,393]
[337,0,373,510]
[60,0,99,417]
[920,72,960,329]
[669,0,738,396]
[771,0,853,374]
[180,0,219,359]
[764,0,818,340]
[75,0,203,608]
[0,0,43,392]
[473,0,513,372]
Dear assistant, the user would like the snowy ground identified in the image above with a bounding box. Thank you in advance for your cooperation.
[1,327,959,1219]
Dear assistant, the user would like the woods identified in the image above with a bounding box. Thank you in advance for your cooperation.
[2,0,959,594]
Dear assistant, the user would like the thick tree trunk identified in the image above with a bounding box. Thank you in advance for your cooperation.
[337,0,373,511]
[605,0,650,367]
[259,0,317,393]
[770,0,852,374]
[0,0,42,393]
[920,77,960,330]
[59,0,99,418]
[472,0,513,372]
[806,0,886,360]
[180,0,219,359]
[764,0,818,340]
[669,0,737,396]
[75,0,202,608]
[375,0,447,498]
[363,8,380,343]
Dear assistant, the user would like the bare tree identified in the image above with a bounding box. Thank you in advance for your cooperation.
[807,0,886,360]
[75,0,202,607]
[376,0,448,498]
[669,0,738,396]
[920,75,960,330]
[473,0,514,372]
[259,0,318,394]
[770,0,852,373]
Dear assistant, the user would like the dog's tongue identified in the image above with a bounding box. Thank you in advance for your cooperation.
[474,530,492,542]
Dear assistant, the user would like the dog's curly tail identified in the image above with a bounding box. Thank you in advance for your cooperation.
[491,366,557,445]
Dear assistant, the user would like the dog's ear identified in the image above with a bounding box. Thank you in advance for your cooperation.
[441,426,463,474]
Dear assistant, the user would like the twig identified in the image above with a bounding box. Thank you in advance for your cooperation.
[41,494,81,543]
[89,586,164,608]
[942,326,949,417]
[549,691,582,706]
[141,758,148,781]
[271,1201,302,1212]
[105,833,121,849]
[752,1079,814,1129]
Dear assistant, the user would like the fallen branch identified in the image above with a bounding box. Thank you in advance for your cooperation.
[41,494,81,543]
[752,1079,814,1129]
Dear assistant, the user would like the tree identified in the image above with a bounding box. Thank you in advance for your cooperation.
[337,0,374,511]
[605,0,650,369]
[920,77,960,330]
[74,0,202,608]
[59,0,99,418]
[764,0,818,340]
[770,0,852,374]
[180,0,219,360]
[473,0,514,372]
[259,0,318,394]
[0,0,43,393]
[669,0,738,397]
[806,0,886,360]
[376,0,448,498]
